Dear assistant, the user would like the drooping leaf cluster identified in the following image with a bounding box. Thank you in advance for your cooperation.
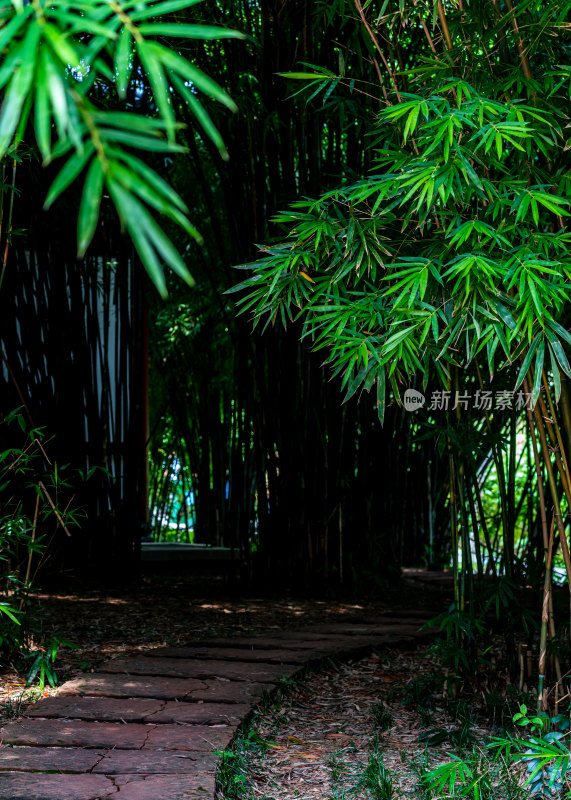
[234,0,571,419]
[0,0,244,294]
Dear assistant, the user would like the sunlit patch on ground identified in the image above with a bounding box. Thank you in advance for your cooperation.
[0,575,449,721]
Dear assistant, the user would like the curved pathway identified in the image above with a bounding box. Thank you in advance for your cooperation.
[0,612,435,799]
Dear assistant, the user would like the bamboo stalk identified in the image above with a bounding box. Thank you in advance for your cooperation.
[19,492,40,611]
[530,398,571,588]
[437,0,454,51]
[537,375,571,503]
[474,359,511,575]
[538,515,555,710]
[465,472,484,581]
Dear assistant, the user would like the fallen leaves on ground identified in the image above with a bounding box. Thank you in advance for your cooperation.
[234,646,503,800]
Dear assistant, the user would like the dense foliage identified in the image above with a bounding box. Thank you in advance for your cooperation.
[237,1,571,417]
[3,0,571,720]
[0,0,242,664]
[0,0,243,293]
[234,0,571,708]
[145,0,447,588]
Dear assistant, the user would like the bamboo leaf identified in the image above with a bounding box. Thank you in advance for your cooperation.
[34,58,52,162]
[514,333,542,391]
[0,22,41,156]
[107,158,200,241]
[138,23,245,39]
[0,9,31,56]
[108,147,188,212]
[43,22,82,69]
[169,71,227,157]
[43,48,70,139]
[115,26,133,100]
[532,339,545,407]
[376,369,386,423]
[44,142,95,208]
[129,0,204,22]
[108,178,194,288]
[98,128,185,152]
[277,72,330,80]
[136,39,176,141]
[109,178,167,296]
[91,111,175,133]
[546,320,571,349]
[544,329,571,377]
[77,157,104,256]
[549,346,562,403]
[0,603,21,624]
[494,300,516,330]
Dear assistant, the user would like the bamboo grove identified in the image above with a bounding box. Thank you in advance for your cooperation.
[233,0,571,708]
[2,0,571,710]
[146,0,456,589]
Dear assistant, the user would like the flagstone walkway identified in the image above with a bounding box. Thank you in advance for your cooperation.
[0,612,435,800]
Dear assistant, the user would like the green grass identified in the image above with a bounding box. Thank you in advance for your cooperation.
[359,751,395,800]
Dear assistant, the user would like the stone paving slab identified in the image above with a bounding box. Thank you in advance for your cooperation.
[0,746,106,773]
[148,646,313,663]
[152,633,419,655]
[148,702,250,725]
[170,636,343,650]
[188,679,275,704]
[26,697,164,722]
[0,720,149,749]
[308,623,425,636]
[113,774,214,799]
[352,612,435,622]
[191,632,416,649]
[26,697,248,725]
[58,674,207,700]
[0,720,233,752]
[145,724,234,751]
[57,673,274,703]
[100,656,298,683]
[0,773,116,800]
[93,750,217,774]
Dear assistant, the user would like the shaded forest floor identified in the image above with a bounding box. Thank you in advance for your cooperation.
[0,568,452,716]
[0,569,546,799]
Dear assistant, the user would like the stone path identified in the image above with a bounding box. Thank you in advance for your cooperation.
[0,611,436,799]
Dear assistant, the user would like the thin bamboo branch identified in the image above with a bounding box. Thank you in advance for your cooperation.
[354,0,402,102]
[19,493,40,610]
[538,515,555,710]
[531,399,571,588]
[503,0,533,81]
[38,480,72,538]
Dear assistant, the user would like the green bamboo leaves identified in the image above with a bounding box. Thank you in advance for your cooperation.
[0,0,243,294]
[0,17,40,155]
[115,28,133,99]
[78,157,105,256]
[234,69,571,420]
